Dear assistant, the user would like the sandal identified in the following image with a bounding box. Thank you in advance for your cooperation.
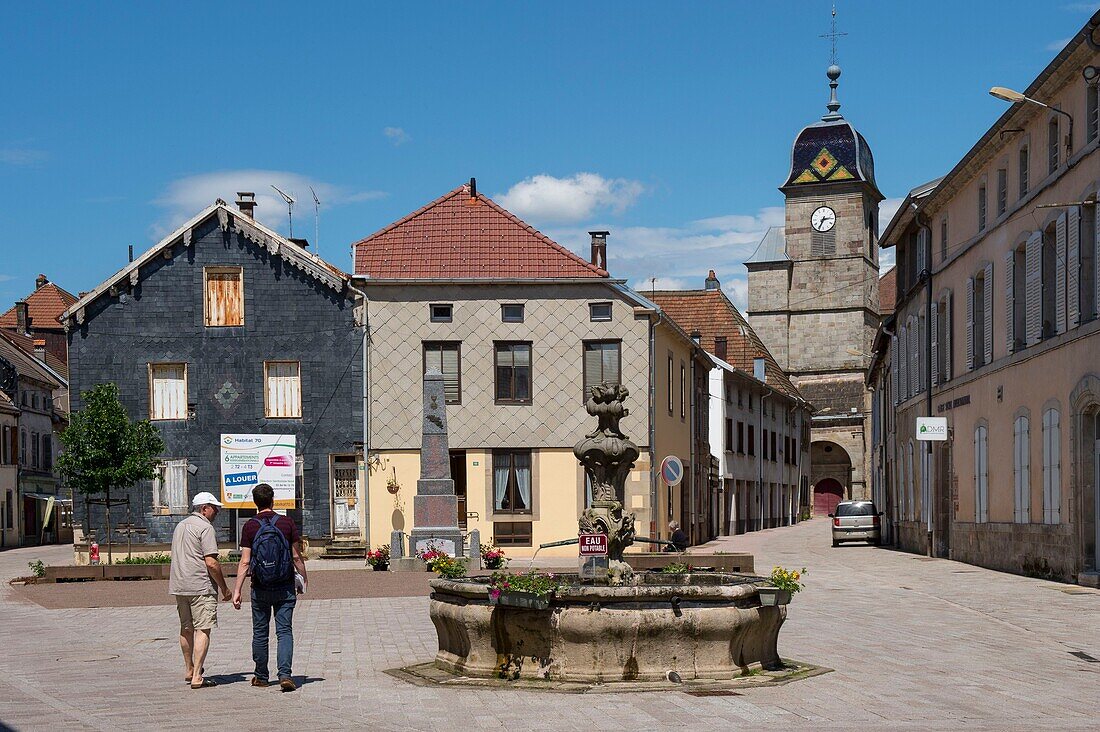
[184,667,205,683]
[190,678,217,689]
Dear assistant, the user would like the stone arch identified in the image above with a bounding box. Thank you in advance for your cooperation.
[811,440,852,517]
[1071,374,1100,574]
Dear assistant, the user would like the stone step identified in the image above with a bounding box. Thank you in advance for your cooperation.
[319,542,368,560]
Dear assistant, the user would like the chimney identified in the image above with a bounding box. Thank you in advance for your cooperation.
[236,192,257,219]
[35,274,48,289]
[714,335,728,361]
[15,301,28,333]
[691,329,702,345]
[589,231,609,270]
[33,339,46,362]
[705,269,720,291]
[469,178,477,199]
[288,238,309,249]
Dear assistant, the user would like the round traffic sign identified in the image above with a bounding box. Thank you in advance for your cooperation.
[660,455,684,486]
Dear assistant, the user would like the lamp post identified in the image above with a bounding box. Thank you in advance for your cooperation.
[989,86,1074,162]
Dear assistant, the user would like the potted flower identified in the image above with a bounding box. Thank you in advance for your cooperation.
[480,542,507,570]
[487,570,560,610]
[758,566,807,606]
[367,545,390,571]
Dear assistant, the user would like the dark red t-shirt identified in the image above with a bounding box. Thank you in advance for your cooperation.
[240,510,301,552]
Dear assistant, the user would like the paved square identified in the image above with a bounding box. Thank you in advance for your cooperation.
[3,521,1099,731]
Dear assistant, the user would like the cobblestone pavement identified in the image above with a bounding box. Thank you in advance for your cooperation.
[3,521,1100,731]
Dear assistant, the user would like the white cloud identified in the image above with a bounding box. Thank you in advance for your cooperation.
[383,127,410,146]
[878,197,905,236]
[545,206,784,311]
[0,274,15,283]
[497,173,645,225]
[0,147,48,166]
[152,169,385,238]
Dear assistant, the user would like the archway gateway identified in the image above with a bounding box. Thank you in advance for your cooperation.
[813,478,844,517]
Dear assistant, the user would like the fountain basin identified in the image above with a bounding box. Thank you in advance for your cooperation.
[429,573,785,682]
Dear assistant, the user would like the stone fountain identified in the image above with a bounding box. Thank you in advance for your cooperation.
[425,384,788,683]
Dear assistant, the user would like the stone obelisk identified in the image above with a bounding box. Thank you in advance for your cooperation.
[408,367,462,559]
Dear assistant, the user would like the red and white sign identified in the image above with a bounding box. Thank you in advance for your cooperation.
[579,533,608,556]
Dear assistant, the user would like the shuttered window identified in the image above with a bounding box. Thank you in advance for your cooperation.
[265,361,302,418]
[1067,206,1081,328]
[974,425,988,524]
[996,168,1007,217]
[423,342,461,404]
[1055,211,1068,334]
[1048,117,1059,174]
[583,341,620,401]
[1088,82,1099,144]
[1025,231,1043,345]
[977,182,987,232]
[1013,416,1030,523]
[1042,408,1061,524]
[1018,145,1029,199]
[149,363,187,420]
[153,459,189,515]
[204,267,243,327]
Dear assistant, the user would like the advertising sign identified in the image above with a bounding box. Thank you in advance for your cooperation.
[220,434,297,509]
[916,417,948,441]
[660,455,684,486]
[579,533,609,556]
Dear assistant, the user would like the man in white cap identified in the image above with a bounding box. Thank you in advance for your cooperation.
[170,491,231,689]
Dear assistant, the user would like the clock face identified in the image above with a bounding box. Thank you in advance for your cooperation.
[811,205,836,233]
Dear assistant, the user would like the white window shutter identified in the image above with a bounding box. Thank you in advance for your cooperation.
[944,291,953,381]
[1055,211,1068,334]
[983,261,994,366]
[167,459,189,514]
[1004,251,1016,354]
[1020,418,1030,523]
[1050,409,1061,524]
[1042,411,1050,523]
[898,327,908,401]
[890,336,899,405]
[1012,418,1020,523]
[909,317,918,397]
[1067,206,1080,328]
[918,229,928,275]
[965,277,974,371]
[974,428,981,523]
[930,301,939,386]
[1025,231,1043,346]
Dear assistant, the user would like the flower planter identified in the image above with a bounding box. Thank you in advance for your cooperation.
[370,563,389,572]
[757,587,792,606]
[489,590,550,610]
[483,559,505,570]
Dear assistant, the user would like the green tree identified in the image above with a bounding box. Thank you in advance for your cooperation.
[57,383,165,564]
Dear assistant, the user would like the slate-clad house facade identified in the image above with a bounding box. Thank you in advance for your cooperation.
[63,199,362,552]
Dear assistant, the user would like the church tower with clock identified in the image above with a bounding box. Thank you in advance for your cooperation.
[746,60,883,508]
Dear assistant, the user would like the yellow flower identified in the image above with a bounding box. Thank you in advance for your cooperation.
[792,572,800,580]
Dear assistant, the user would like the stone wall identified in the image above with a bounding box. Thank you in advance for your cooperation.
[950,522,1078,581]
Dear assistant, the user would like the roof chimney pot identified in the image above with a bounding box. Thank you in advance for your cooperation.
[14,302,28,334]
[35,274,48,289]
[236,192,257,219]
[33,339,46,362]
[589,231,609,270]
[469,178,477,199]
[705,270,720,291]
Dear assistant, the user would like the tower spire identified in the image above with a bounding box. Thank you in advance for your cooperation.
[819,5,847,121]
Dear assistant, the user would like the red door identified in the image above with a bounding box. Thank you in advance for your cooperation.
[813,479,844,517]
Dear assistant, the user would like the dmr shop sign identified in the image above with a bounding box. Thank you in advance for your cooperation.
[916,417,948,442]
[220,434,297,509]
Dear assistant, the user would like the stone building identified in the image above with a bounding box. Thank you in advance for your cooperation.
[870,14,1100,582]
[62,197,364,556]
[649,273,812,537]
[0,275,78,364]
[354,182,713,555]
[746,64,885,514]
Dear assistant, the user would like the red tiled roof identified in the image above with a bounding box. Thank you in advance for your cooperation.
[353,184,609,279]
[0,280,77,331]
[648,288,804,402]
[0,329,67,379]
[879,267,897,315]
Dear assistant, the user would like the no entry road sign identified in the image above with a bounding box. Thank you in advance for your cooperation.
[579,533,608,556]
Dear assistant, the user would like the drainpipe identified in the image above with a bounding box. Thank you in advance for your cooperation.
[916,207,935,556]
[347,282,371,550]
[648,311,661,542]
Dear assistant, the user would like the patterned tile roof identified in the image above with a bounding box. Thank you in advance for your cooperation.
[0,280,77,331]
[353,183,609,279]
[648,286,804,402]
[879,266,897,315]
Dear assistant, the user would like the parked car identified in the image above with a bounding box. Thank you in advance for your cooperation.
[829,500,882,547]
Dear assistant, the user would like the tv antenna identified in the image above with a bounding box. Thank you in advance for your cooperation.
[270,184,295,237]
[309,186,320,254]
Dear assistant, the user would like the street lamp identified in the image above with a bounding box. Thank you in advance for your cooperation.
[989,86,1074,160]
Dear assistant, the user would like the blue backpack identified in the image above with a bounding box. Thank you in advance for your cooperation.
[250,515,292,588]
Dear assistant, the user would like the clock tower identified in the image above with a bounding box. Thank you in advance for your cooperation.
[745,61,883,505]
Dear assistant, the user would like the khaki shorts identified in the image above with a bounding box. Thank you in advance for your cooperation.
[176,594,218,631]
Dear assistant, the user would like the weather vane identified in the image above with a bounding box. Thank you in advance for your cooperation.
[819,5,847,66]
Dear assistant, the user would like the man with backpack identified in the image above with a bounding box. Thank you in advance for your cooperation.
[231,483,307,691]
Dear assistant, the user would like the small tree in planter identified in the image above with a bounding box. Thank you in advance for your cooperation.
[57,383,165,565]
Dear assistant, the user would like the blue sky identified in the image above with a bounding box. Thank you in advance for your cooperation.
[1,1,1096,310]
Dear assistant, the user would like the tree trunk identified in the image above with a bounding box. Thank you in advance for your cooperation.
[105,484,112,566]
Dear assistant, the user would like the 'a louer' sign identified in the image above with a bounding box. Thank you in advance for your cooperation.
[916,417,948,441]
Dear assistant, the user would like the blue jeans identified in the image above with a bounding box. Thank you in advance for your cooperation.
[251,587,296,681]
